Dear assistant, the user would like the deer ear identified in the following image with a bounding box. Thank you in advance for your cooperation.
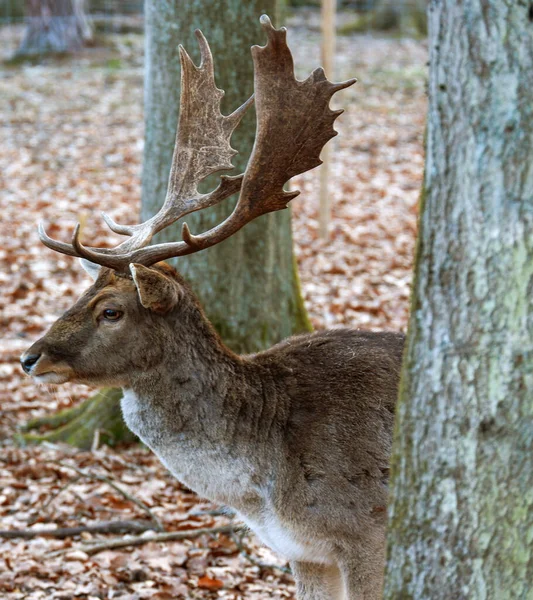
[130,264,181,314]
[79,258,101,281]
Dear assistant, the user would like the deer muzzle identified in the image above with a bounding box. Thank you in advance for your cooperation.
[20,342,73,384]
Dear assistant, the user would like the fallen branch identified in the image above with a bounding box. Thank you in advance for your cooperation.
[49,460,164,532]
[0,520,153,540]
[190,506,235,518]
[46,523,244,557]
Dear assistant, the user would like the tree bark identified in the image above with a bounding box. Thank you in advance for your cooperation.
[385,2,533,598]
[142,0,310,354]
[17,0,92,57]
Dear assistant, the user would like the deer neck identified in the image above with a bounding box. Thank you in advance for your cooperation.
[120,303,274,507]
[125,303,240,438]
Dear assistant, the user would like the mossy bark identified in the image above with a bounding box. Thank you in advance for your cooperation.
[21,0,310,449]
[384,2,533,598]
[19,389,136,450]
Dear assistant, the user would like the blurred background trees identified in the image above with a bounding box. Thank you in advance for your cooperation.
[15,0,92,57]
[2,0,429,58]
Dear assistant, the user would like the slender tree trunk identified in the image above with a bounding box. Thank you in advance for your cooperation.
[17,0,92,57]
[142,0,310,354]
[385,2,533,598]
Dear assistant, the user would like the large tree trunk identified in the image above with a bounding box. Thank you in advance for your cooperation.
[142,0,310,352]
[22,0,309,450]
[385,2,533,598]
[16,0,92,57]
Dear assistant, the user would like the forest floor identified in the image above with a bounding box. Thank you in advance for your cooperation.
[0,15,427,600]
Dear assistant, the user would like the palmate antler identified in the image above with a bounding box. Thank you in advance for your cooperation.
[39,15,355,272]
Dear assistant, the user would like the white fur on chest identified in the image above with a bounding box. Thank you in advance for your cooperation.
[120,389,255,503]
[239,511,333,563]
[121,390,331,564]
[240,512,307,561]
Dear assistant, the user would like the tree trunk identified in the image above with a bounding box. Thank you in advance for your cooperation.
[16,0,92,58]
[372,0,427,35]
[384,2,533,599]
[142,0,310,354]
[22,0,309,450]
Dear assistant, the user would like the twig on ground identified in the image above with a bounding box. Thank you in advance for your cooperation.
[28,474,82,525]
[0,520,154,540]
[190,506,235,518]
[231,529,291,575]
[46,523,244,557]
[91,428,100,452]
[49,460,164,532]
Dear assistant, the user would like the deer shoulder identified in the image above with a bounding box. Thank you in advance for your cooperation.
[242,329,403,548]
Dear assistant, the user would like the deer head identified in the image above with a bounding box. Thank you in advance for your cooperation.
[20,263,205,386]
[21,15,355,384]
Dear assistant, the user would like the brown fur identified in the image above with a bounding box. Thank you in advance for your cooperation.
[22,263,404,599]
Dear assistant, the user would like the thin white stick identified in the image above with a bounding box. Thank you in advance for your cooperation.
[319,0,336,241]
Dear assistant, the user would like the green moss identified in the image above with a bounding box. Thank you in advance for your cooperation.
[21,396,95,432]
[4,51,70,67]
[19,388,136,450]
[338,7,427,38]
[0,0,24,19]
[106,57,122,70]
[338,16,371,36]
[290,252,313,334]
[93,21,144,35]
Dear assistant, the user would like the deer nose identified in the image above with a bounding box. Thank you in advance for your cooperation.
[21,353,41,374]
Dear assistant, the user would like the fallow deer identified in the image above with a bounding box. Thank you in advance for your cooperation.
[21,16,404,599]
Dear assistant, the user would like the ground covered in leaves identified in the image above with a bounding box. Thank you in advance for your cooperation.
[0,15,426,600]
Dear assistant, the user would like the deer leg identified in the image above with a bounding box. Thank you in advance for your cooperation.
[291,561,344,600]
[337,546,385,600]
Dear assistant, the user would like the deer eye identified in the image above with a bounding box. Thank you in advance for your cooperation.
[102,309,123,321]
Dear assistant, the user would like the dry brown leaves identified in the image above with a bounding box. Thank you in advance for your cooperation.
[0,444,293,599]
[0,16,427,600]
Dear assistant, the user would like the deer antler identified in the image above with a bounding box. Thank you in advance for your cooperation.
[38,29,252,268]
[39,15,355,271]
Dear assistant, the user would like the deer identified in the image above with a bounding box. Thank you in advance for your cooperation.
[21,16,404,600]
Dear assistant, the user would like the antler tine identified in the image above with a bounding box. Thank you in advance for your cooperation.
[195,28,213,71]
[120,15,356,267]
[39,222,81,258]
[101,213,134,237]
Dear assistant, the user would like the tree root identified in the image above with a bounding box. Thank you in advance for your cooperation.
[17,388,136,450]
